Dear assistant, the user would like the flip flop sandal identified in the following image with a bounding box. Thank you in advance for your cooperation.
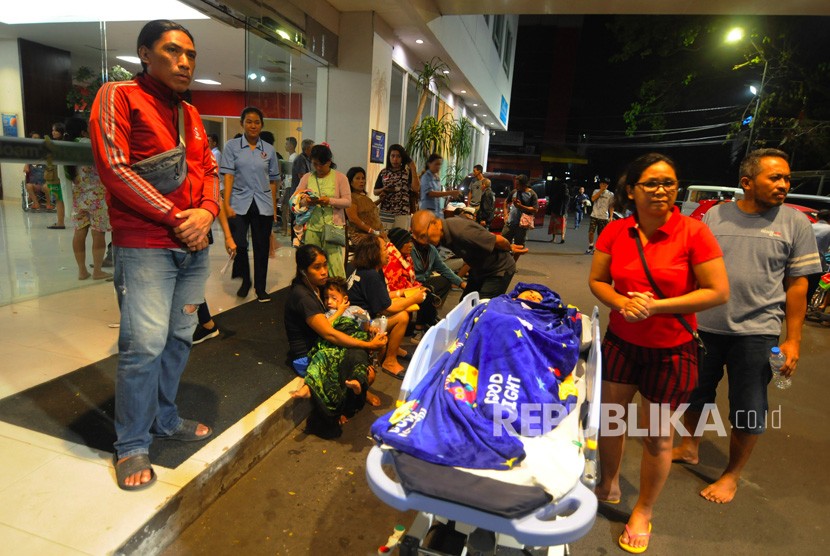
[618,522,652,554]
[47,224,65,229]
[114,454,157,491]
[158,419,213,442]
[382,367,406,380]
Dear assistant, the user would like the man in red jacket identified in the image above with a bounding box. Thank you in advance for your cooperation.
[89,20,219,491]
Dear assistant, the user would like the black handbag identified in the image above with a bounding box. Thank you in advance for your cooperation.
[634,232,707,354]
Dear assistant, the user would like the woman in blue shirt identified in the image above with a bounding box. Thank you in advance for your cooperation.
[220,106,281,302]
[418,154,459,218]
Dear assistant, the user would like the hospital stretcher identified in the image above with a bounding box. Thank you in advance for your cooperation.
[366,292,602,554]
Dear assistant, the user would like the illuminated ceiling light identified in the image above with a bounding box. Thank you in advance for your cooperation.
[0,0,207,24]
[194,78,221,85]
[248,72,257,80]
[116,56,141,65]
[276,29,292,41]
[415,39,424,44]
[749,85,758,95]
[725,27,745,43]
[460,89,467,94]
[260,75,267,82]
[472,103,478,107]
[442,70,450,74]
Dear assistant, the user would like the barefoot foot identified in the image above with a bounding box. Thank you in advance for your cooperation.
[671,445,699,465]
[345,379,362,395]
[92,271,113,280]
[291,384,311,399]
[365,390,381,407]
[78,270,91,280]
[700,474,738,503]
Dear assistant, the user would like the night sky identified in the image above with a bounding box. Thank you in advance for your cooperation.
[509,14,830,187]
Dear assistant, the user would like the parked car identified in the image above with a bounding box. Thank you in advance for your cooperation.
[680,185,744,216]
[784,193,830,213]
[455,172,547,231]
[690,199,817,223]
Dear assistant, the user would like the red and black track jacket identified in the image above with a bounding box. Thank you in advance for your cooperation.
[89,72,219,248]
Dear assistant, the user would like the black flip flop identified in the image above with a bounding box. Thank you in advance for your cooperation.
[382,367,406,380]
[114,454,157,491]
[157,419,213,442]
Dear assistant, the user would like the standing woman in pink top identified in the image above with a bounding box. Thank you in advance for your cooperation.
[294,144,352,277]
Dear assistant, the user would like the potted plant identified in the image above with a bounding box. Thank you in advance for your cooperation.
[66,65,133,114]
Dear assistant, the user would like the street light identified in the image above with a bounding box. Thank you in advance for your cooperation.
[726,27,768,155]
[725,27,745,43]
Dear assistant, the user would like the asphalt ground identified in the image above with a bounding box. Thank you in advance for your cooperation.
[164,221,829,556]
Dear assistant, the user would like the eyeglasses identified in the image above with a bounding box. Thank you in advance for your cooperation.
[635,180,678,193]
[411,221,435,243]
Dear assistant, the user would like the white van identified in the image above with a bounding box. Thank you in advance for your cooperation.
[680,185,744,216]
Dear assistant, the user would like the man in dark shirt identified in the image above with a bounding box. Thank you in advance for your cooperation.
[411,209,518,299]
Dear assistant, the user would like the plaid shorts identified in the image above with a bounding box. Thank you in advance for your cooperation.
[602,329,699,409]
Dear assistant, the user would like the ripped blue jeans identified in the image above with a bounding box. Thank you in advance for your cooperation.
[112,246,210,459]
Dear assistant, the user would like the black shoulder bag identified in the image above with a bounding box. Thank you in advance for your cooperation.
[634,232,707,355]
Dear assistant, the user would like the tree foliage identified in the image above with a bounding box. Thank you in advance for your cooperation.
[607,16,830,168]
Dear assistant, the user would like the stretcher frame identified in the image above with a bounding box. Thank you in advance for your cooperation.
[366,292,602,553]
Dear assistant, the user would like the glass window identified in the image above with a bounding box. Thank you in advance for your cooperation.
[0,9,323,305]
[388,65,404,145]
[492,15,504,54]
[404,72,420,142]
[502,27,513,75]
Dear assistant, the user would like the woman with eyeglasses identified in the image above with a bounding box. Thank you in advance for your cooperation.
[294,143,351,277]
[588,153,729,554]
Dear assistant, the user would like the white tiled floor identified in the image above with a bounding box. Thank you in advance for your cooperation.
[0,199,299,554]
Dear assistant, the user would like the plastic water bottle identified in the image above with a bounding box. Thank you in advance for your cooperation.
[769,347,791,390]
[378,315,388,334]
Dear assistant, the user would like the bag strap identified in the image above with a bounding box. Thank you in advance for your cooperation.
[177,104,186,147]
[634,230,706,353]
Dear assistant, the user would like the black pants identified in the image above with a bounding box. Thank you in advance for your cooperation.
[197,301,211,326]
[463,270,514,300]
[230,201,273,294]
[418,275,452,326]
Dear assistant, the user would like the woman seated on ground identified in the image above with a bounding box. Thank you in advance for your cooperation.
[284,244,387,437]
[383,227,421,293]
[347,235,427,380]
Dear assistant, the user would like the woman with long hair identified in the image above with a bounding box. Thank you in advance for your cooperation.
[589,153,729,553]
[294,144,351,277]
[347,235,426,379]
[284,244,387,436]
[374,144,420,230]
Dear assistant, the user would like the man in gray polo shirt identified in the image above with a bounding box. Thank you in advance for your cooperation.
[673,148,821,503]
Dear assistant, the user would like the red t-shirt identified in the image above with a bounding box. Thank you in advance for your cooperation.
[596,208,723,348]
